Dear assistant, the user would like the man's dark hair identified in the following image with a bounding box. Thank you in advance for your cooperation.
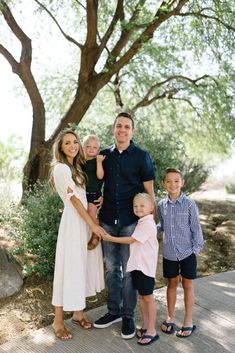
[113,112,135,129]
[162,168,183,181]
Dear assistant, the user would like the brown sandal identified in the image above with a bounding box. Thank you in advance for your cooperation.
[87,233,100,250]
[72,317,93,329]
[53,326,72,340]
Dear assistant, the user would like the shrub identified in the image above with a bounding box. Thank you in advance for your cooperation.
[133,122,209,196]
[18,182,63,278]
[225,182,235,194]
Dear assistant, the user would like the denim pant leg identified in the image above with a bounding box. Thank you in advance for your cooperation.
[101,222,137,319]
[119,223,138,318]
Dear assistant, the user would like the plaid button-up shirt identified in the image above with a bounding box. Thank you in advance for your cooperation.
[157,192,204,261]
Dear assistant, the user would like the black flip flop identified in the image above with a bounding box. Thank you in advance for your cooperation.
[176,325,196,338]
[137,334,160,346]
[136,327,147,339]
[160,320,175,334]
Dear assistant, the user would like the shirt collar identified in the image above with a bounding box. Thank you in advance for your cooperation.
[164,192,185,205]
[111,140,135,153]
[138,214,154,223]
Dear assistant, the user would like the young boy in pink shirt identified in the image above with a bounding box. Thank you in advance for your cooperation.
[101,193,159,346]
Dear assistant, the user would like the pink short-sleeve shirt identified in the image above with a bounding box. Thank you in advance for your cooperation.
[126,214,158,278]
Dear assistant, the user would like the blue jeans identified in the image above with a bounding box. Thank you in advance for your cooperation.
[101,222,138,319]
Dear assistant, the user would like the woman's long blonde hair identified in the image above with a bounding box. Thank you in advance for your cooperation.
[49,129,87,189]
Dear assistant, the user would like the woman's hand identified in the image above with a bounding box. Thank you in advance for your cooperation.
[91,224,106,238]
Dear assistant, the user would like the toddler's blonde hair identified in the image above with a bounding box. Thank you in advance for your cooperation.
[133,193,155,205]
[82,135,101,148]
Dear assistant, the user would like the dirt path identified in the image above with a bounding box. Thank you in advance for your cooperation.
[191,184,235,276]
[0,187,235,345]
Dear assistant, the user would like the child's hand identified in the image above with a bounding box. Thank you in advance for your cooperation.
[101,232,112,241]
[97,155,106,163]
[94,196,103,209]
[91,224,105,238]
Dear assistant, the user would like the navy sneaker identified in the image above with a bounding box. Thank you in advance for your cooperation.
[93,313,122,328]
[121,317,135,339]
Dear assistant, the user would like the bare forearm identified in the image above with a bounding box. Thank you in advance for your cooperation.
[143,180,156,218]
[70,195,107,237]
[102,233,135,244]
[96,155,105,179]
[70,195,94,228]
[96,163,104,179]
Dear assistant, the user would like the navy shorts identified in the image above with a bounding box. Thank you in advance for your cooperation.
[163,253,197,279]
[131,270,155,295]
[86,191,102,204]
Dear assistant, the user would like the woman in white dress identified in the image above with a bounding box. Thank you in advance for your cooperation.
[49,129,106,340]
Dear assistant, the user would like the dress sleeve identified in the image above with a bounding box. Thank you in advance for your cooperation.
[54,163,81,200]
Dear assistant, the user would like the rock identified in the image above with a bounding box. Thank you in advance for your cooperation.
[0,247,23,298]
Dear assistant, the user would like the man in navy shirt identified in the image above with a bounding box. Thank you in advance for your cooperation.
[94,112,155,339]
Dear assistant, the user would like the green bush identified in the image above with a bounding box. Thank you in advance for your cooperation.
[133,120,209,196]
[225,182,235,194]
[18,182,63,278]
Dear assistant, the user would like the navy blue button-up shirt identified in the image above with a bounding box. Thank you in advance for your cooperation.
[99,141,155,227]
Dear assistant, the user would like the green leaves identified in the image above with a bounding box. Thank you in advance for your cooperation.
[18,182,63,278]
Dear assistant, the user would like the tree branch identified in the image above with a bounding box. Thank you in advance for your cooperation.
[85,0,98,46]
[146,74,214,97]
[0,44,19,73]
[178,10,235,32]
[131,89,177,112]
[109,0,147,60]
[98,0,124,53]
[1,1,32,66]
[131,74,214,113]
[109,73,124,111]
[74,0,86,11]
[34,0,83,49]
[103,0,189,75]
[171,97,202,117]
[0,0,45,151]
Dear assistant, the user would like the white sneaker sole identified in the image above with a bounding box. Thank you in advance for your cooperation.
[121,330,136,339]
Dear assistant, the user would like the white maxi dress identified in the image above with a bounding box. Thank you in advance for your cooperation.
[52,163,104,311]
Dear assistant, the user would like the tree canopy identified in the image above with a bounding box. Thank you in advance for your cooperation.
[0,0,234,190]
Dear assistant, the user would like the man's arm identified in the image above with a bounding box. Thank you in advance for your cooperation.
[156,203,164,236]
[143,180,156,219]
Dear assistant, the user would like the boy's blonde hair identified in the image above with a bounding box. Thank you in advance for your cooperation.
[82,135,101,147]
[133,192,155,205]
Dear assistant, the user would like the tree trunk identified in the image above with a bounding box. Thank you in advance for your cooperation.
[22,75,109,190]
